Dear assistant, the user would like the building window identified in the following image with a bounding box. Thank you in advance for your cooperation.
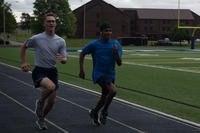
[96,22,100,27]
[162,27,166,32]
[167,27,170,31]
[145,27,148,32]
[131,26,134,31]
[150,27,153,31]
[185,21,189,25]
[96,13,100,18]
[122,25,126,33]
[96,31,100,36]
[163,20,166,24]
[131,20,134,24]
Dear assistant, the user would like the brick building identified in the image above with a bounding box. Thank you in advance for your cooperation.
[73,0,200,40]
[73,0,130,39]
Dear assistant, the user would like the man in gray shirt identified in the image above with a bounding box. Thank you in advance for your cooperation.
[20,12,67,130]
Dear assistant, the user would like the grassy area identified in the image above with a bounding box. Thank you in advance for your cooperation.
[1,45,200,124]
[7,33,92,48]
[7,32,200,49]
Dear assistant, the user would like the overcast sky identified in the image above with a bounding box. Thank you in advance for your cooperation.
[5,0,200,22]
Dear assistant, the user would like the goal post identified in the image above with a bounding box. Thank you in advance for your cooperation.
[177,0,200,49]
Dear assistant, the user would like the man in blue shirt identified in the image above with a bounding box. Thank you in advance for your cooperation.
[79,22,122,125]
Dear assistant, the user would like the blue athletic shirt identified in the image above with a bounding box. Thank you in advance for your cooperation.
[82,39,122,83]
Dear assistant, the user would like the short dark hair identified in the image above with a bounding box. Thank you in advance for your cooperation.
[100,22,111,31]
[45,12,57,19]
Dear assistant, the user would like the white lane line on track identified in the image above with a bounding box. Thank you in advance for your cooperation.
[56,95,145,133]
[0,71,145,133]
[0,90,69,133]
[59,81,200,130]
[1,62,200,130]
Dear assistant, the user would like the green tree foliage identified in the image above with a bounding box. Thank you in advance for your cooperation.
[0,1,17,33]
[32,0,76,37]
[169,28,191,45]
[20,13,31,33]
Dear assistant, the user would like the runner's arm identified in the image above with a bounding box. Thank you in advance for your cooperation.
[20,44,30,72]
[79,52,85,79]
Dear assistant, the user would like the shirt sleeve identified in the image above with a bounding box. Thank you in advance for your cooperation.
[24,37,36,48]
[82,41,96,55]
[115,40,123,57]
[59,39,67,58]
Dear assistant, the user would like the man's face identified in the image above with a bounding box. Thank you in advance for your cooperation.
[44,16,56,32]
[102,28,112,40]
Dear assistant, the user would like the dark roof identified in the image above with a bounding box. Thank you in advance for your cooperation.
[120,8,194,20]
[74,0,126,16]
[74,1,195,20]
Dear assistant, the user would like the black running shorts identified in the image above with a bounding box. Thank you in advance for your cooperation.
[32,66,58,89]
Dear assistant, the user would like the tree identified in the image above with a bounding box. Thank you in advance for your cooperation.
[0,1,17,34]
[169,28,191,45]
[32,0,76,37]
[20,13,31,33]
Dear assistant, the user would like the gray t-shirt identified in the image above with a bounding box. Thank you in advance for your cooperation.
[25,32,67,68]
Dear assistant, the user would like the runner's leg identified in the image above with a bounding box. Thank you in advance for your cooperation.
[102,83,116,112]
[94,83,108,112]
[40,77,56,118]
[43,90,56,117]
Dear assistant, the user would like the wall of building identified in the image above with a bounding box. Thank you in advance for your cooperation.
[73,0,200,40]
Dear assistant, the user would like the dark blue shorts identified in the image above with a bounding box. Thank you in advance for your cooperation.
[32,66,58,89]
[96,76,114,85]
[97,76,115,95]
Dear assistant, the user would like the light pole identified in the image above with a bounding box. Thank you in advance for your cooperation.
[3,0,6,45]
[83,3,86,39]
[81,0,86,39]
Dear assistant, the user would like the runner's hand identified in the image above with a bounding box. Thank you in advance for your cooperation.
[56,54,65,61]
[21,63,30,72]
[56,54,67,64]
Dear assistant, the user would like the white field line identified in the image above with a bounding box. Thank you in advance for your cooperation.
[1,62,200,130]
[0,67,145,133]
[59,81,200,129]
[0,90,70,133]
[68,55,200,74]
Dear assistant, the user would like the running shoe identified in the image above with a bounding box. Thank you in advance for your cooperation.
[89,109,100,125]
[36,119,48,130]
[100,110,108,125]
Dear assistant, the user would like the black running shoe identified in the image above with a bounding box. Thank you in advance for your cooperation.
[100,111,108,125]
[89,109,100,125]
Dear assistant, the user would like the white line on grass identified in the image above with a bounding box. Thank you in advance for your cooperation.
[122,61,200,73]
[59,81,200,129]
[0,67,145,133]
[67,55,200,74]
[0,90,69,133]
[1,62,200,129]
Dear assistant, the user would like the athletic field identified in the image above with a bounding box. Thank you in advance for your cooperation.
[0,46,200,132]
